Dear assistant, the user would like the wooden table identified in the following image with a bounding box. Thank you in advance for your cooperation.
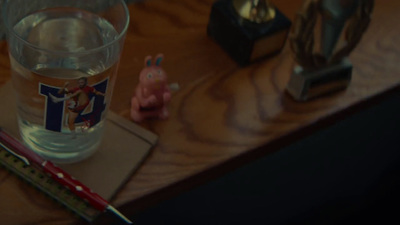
[1,0,400,224]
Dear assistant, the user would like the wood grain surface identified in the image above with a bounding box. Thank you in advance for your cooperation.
[1,0,400,224]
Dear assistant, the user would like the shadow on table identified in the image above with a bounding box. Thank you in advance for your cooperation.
[132,91,400,225]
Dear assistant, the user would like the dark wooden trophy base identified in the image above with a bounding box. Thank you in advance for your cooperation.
[207,0,291,66]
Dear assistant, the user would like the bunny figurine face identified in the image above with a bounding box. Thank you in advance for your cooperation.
[131,53,171,122]
[139,54,168,91]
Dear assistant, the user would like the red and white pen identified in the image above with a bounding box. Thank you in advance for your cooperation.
[0,128,133,224]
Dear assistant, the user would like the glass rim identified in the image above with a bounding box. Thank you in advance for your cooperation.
[2,0,130,56]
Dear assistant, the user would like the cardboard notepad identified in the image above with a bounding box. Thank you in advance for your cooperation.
[0,81,157,200]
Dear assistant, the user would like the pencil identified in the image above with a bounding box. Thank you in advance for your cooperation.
[0,127,133,224]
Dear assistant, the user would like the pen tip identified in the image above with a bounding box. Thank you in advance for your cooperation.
[107,205,133,224]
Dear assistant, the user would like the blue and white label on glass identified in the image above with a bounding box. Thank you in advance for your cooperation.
[39,77,108,132]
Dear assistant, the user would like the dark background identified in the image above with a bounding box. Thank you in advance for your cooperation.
[131,91,400,225]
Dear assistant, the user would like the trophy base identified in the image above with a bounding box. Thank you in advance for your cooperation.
[286,58,353,101]
[207,0,291,66]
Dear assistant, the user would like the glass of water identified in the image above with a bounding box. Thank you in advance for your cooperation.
[2,0,129,163]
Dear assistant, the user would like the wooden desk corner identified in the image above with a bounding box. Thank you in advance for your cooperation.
[1,0,400,224]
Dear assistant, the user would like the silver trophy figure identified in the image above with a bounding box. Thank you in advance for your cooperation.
[286,0,374,101]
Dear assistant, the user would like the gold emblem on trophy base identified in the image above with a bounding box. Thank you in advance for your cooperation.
[233,0,276,23]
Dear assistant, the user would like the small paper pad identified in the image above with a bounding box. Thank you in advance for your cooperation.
[0,81,157,200]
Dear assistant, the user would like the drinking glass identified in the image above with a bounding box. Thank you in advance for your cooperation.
[2,0,130,163]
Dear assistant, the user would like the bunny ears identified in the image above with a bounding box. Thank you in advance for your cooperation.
[145,54,164,67]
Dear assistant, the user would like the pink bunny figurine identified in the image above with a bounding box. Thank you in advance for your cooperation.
[130,54,171,122]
